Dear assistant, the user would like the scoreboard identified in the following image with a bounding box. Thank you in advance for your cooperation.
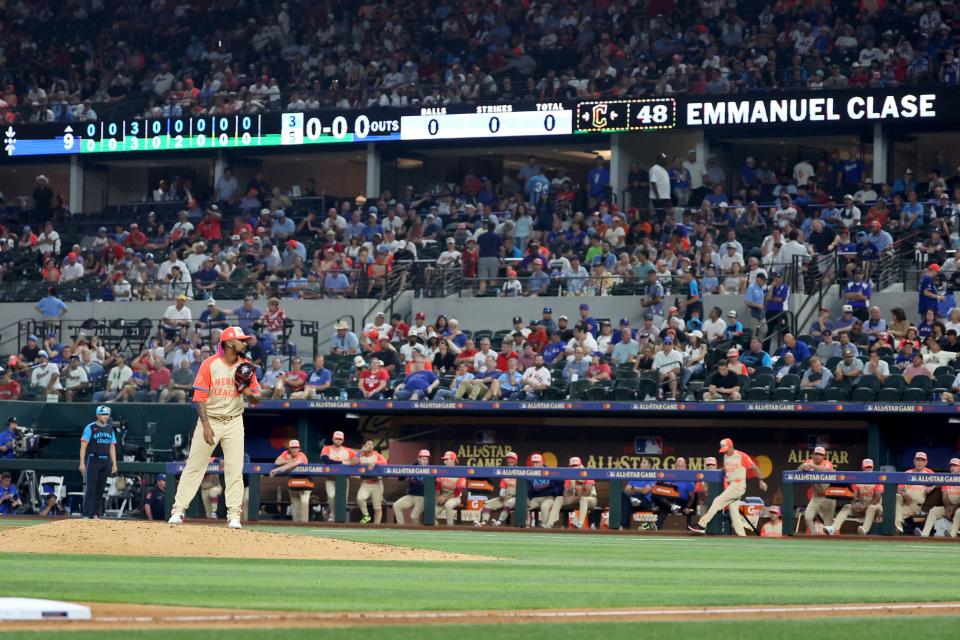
[1,90,952,160]
[2,103,573,159]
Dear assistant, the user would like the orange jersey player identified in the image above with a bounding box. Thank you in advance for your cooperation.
[689,438,767,536]
[168,326,260,529]
[319,430,358,522]
[760,505,783,537]
[921,457,960,537]
[479,451,518,526]
[800,445,837,535]
[546,456,598,529]
[356,439,388,524]
[832,458,883,535]
[435,451,466,526]
[896,451,935,534]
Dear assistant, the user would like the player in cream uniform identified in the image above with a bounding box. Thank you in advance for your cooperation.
[799,446,837,535]
[829,458,883,535]
[200,457,222,518]
[921,457,960,537]
[896,451,934,534]
[435,451,466,526]
[546,456,597,529]
[689,438,767,536]
[319,430,358,521]
[269,439,311,522]
[356,439,388,524]
[168,326,260,529]
[477,451,518,526]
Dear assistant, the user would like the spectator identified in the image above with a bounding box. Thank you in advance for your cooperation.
[801,356,834,391]
[834,348,864,388]
[705,359,742,401]
[519,354,552,400]
[0,369,21,401]
[61,355,90,402]
[233,296,263,335]
[903,353,932,384]
[652,337,684,401]
[563,348,591,382]
[774,352,800,382]
[359,358,390,399]
[863,351,890,384]
[30,350,61,400]
[291,355,332,399]
[393,358,439,400]
[35,286,68,319]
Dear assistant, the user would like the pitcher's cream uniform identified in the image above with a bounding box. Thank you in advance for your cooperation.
[896,467,934,533]
[172,354,259,522]
[548,478,597,528]
[320,442,357,512]
[801,458,836,533]
[356,450,387,521]
[436,476,466,526]
[200,458,222,518]
[697,448,757,536]
[922,470,960,537]
[834,482,883,534]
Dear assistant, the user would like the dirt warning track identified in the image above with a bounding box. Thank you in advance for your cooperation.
[4,601,960,632]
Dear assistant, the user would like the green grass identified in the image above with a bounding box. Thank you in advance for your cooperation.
[3,618,960,640]
[1,525,959,612]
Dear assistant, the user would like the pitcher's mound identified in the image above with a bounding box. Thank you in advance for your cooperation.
[0,520,486,562]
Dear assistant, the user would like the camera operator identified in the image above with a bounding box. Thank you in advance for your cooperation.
[38,493,65,516]
[0,472,23,515]
[0,416,18,459]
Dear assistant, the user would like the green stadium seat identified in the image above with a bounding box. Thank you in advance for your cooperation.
[909,375,932,392]
[799,387,822,402]
[568,380,592,400]
[884,374,906,391]
[933,366,955,379]
[584,386,609,401]
[777,374,800,390]
[613,387,637,401]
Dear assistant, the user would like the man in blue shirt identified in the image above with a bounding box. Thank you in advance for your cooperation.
[393,359,439,400]
[586,156,610,204]
[526,168,551,206]
[777,333,811,362]
[867,221,893,252]
[143,474,166,521]
[842,269,871,321]
[323,267,351,297]
[330,321,360,355]
[233,296,263,334]
[651,457,697,530]
[526,259,550,296]
[270,209,296,240]
[0,472,22,515]
[542,333,566,364]
[476,221,502,294]
[578,303,599,336]
[744,272,766,335]
[621,460,656,529]
[740,338,773,375]
[35,287,68,318]
[918,263,944,318]
[0,417,17,459]
[840,147,864,193]
[292,355,332,399]
[764,272,789,349]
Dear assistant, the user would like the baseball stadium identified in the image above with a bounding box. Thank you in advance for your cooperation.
[3,1,960,638]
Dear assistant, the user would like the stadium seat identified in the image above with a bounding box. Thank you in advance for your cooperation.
[851,386,876,402]
[909,375,932,393]
[796,335,814,347]
[746,387,769,401]
[824,386,848,402]
[613,387,637,401]
[825,356,842,371]
[937,374,956,390]
[568,380,593,400]
[903,388,927,402]
[541,388,565,401]
[883,374,906,392]
[777,374,800,390]
[584,386,609,401]
[876,387,903,401]
[751,373,775,391]
[799,388,822,402]
[772,387,797,402]
[933,366,955,379]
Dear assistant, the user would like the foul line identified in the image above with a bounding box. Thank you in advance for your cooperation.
[94,602,960,624]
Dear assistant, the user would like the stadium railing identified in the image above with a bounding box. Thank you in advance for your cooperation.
[780,469,960,536]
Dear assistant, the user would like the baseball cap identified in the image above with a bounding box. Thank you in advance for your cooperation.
[530,453,544,463]
[95,405,111,415]
[415,311,425,320]
[950,458,960,466]
[332,431,345,440]
[219,326,251,342]
[37,350,49,358]
[705,456,717,465]
[558,315,569,321]
[505,452,518,461]
[569,456,583,467]
[726,348,739,357]
[579,303,590,311]
[719,438,734,453]
[929,263,941,272]
[768,506,781,515]
[861,458,874,469]
[727,310,737,317]
[619,318,630,326]
[813,446,827,455]
[915,451,928,460]
[643,312,654,321]
[335,320,350,330]
[842,304,853,312]
[442,451,457,462]
[512,316,523,324]
[663,336,673,344]
[207,298,217,306]
[417,449,431,458]
[27,334,38,342]
[353,355,366,368]
[288,439,301,448]
[156,474,167,481]
[542,307,553,314]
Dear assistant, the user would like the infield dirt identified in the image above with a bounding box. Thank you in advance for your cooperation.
[0,519,487,561]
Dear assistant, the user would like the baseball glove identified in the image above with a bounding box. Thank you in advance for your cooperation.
[234,362,256,392]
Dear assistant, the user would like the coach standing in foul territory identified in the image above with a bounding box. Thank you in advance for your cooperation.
[168,326,260,529]
[689,438,767,536]
[79,405,117,519]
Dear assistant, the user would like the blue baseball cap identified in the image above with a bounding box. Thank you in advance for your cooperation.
[663,337,674,344]
[619,318,630,326]
[542,307,553,314]
[156,474,167,481]
[95,405,112,415]
[579,303,590,311]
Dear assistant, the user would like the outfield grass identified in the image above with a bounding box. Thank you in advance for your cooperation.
[1,524,958,612]
[3,618,960,640]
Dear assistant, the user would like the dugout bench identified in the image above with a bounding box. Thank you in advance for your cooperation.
[165,461,724,531]
[781,469,960,536]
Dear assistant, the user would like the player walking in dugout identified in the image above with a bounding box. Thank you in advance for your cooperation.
[356,439,387,524]
[688,437,767,536]
[78,405,118,519]
[799,445,837,535]
[167,326,260,529]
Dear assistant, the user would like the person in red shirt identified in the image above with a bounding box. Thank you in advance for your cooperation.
[389,313,409,341]
[496,341,519,370]
[125,223,148,250]
[147,365,171,401]
[454,338,478,372]
[0,368,21,400]
[283,356,308,397]
[461,238,478,278]
[197,207,223,241]
[359,358,389,399]
[526,321,548,353]
[587,354,612,382]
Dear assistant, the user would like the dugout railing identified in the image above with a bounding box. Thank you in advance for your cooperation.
[781,469,960,536]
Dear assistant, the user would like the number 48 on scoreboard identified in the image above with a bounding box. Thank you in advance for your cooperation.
[574,98,676,133]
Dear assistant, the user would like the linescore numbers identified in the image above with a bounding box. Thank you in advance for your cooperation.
[65,115,263,152]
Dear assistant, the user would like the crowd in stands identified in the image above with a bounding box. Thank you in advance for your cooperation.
[3,0,960,125]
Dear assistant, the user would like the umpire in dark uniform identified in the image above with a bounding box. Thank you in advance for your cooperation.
[78,405,117,519]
